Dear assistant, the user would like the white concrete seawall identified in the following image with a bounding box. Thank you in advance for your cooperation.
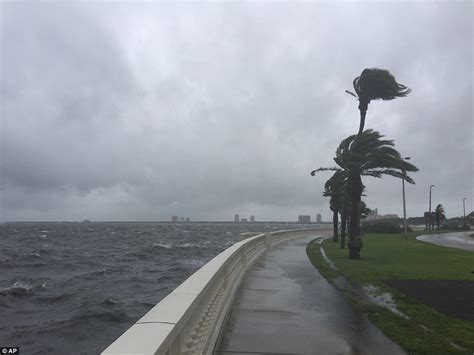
[102,228,327,355]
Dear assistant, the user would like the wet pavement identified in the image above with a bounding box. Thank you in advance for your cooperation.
[417,232,474,251]
[215,236,405,355]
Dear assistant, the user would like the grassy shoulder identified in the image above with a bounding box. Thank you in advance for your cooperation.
[306,230,474,354]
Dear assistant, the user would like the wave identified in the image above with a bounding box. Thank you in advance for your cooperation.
[182,259,206,268]
[177,243,199,248]
[152,242,212,249]
[152,242,173,250]
[0,281,34,296]
[101,296,122,305]
[16,252,42,261]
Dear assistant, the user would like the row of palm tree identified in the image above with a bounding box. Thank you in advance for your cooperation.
[424,204,446,230]
[312,68,418,259]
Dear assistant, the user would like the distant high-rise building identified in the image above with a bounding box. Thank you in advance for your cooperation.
[241,218,248,223]
[185,217,190,223]
[316,214,322,223]
[172,216,179,222]
[234,214,240,223]
[298,215,311,223]
[180,216,185,222]
[367,208,379,221]
[250,215,255,223]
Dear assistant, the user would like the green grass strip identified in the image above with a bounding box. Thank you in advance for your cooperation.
[306,231,474,354]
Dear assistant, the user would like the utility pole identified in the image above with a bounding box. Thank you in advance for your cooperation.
[402,157,410,238]
[463,197,467,227]
[429,184,435,233]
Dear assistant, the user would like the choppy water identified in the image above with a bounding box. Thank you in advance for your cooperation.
[0,222,313,354]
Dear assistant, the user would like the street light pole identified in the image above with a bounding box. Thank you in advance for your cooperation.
[463,197,467,227]
[402,157,410,238]
[429,184,435,233]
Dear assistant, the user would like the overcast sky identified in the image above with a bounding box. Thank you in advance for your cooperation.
[1,1,473,222]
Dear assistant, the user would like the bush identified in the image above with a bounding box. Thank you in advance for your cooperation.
[361,220,404,234]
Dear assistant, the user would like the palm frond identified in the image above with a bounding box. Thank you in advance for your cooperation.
[345,90,358,99]
[310,167,340,176]
[353,68,411,102]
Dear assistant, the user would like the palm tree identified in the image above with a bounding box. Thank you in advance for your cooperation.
[320,171,347,242]
[329,200,339,242]
[339,194,350,249]
[435,204,446,230]
[312,130,418,259]
[346,68,411,135]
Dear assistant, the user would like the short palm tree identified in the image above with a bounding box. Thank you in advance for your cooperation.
[346,68,411,135]
[435,204,446,230]
[312,130,418,259]
[320,171,347,243]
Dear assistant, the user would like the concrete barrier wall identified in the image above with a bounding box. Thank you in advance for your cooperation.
[102,228,327,355]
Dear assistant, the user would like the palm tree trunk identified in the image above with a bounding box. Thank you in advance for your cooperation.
[348,172,363,259]
[340,208,347,248]
[332,209,339,242]
[358,99,368,135]
[347,214,351,235]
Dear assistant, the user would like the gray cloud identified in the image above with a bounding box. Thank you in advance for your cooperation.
[1,1,472,222]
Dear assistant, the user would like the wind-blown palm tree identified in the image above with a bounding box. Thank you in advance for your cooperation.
[320,171,347,243]
[329,200,339,242]
[435,204,446,230]
[312,130,418,259]
[346,68,411,135]
[339,193,350,249]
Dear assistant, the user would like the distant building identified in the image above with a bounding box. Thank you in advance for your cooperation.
[180,217,185,222]
[234,214,240,223]
[172,216,179,222]
[298,215,311,223]
[250,215,255,223]
[185,217,190,223]
[241,218,248,223]
[316,214,322,223]
[367,209,398,221]
[381,214,399,219]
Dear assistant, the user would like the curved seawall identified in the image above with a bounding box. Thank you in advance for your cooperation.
[102,228,326,355]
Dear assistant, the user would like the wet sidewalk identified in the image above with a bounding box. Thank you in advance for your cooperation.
[215,235,404,355]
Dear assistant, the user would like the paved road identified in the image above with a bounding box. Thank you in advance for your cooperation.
[417,231,474,251]
[215,236,404,355]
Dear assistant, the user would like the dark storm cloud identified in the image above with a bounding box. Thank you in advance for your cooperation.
[1,1,472,221]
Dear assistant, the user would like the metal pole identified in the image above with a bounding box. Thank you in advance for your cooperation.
[429,185,434,234]
[402,157,410,238]
[402,178,407,237]
[463,198,467,227]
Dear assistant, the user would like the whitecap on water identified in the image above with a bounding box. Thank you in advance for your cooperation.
[152,242,173,250]
[1,281,34,296]
[177,243,196,248]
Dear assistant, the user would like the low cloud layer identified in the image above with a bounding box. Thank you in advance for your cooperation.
[1,2,472,222]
